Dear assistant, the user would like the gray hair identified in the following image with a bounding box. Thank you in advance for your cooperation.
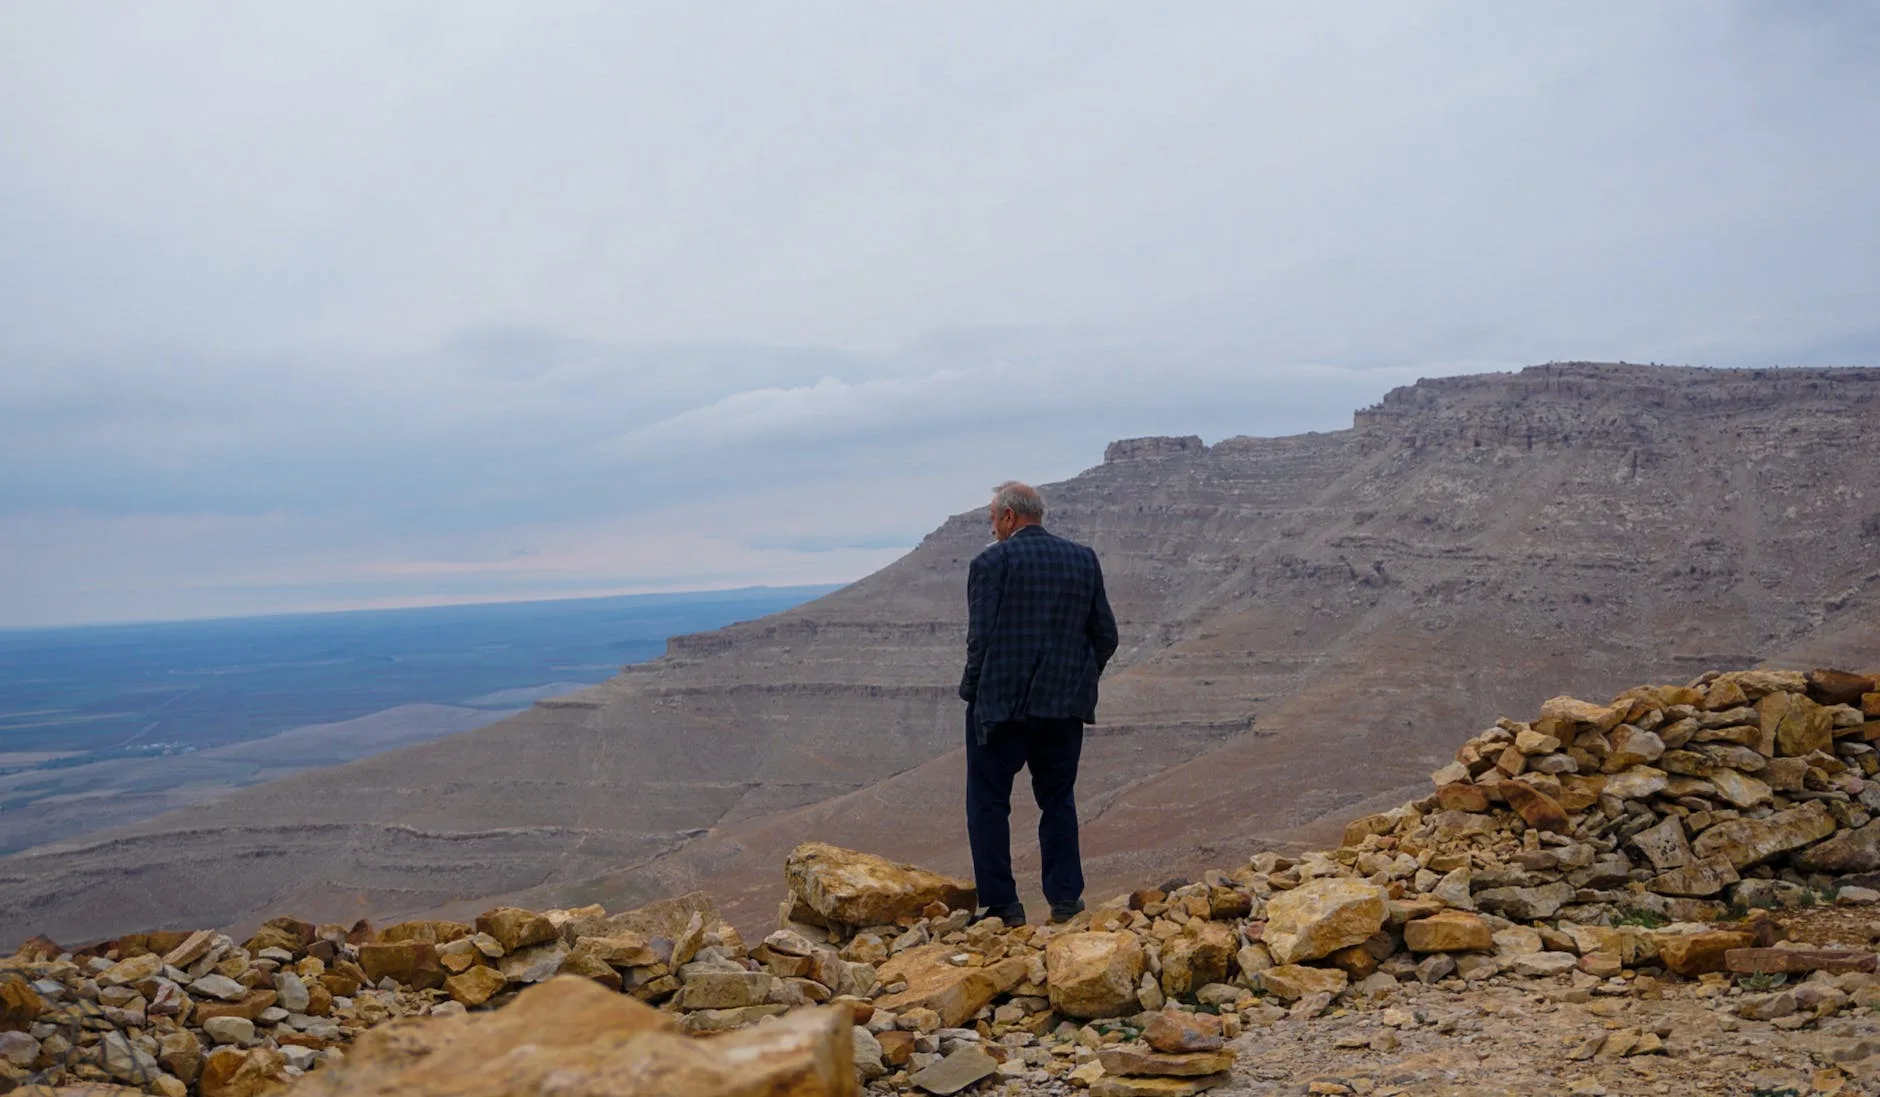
[991,481,1045,520]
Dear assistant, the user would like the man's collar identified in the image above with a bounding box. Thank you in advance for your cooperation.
[1009,524,1046,538]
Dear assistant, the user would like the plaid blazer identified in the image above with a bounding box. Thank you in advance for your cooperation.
[958,525,1119,743]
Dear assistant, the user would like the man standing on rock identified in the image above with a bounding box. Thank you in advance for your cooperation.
[958,481,1118,927]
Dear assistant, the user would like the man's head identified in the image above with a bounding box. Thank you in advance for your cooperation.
[988,481,1045,542]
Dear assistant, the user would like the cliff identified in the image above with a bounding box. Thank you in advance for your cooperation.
[4,362,1878,946]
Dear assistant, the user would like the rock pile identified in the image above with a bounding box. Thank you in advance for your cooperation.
[7,668,1880,1097]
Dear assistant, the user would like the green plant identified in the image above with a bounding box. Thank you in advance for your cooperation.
[1613,907,1669,929]
[1735,971,1789,992]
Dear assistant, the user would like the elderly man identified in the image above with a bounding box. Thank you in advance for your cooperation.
[958,481,1119,926]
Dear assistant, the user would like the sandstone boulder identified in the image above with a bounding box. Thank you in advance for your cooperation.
[784,843,974,928]
[1692,800,1836,869]
[1159,920,1236,997]
[1262,878,1388,965]
[1500,781,1569,833]
[476,907,558,953]
[1654,930,1758,976]
[1144,1010,1224,1053]
[1648,854,1739,898]
[1045,932,1144,1019]
[282,976,856,1096]
[1255,964,1348,1002]
[876,944,1027,1028]
[1403,911,1493,953]
[1097,1045,1237,1077]
[357,941,445,989]
[1758,690,1830,756]
[200,1046,289,1097]
[1793,818,1880,873]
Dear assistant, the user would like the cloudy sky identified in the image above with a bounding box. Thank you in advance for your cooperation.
[2,3,1877,626]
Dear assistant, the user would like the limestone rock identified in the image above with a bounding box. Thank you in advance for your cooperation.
[476,907,558,953]
[784,843,974,928]
[1435,782,1491,812]
[1649,854,1739,898]
[1255,964,1348,1002]
[1602,765,1669,801]
[1501,781,1570,833]
[444,965,508,1007]
[1541,696,1628,732]
[1793,818,1880,873]
[1726,948,1878,975]
[1262,878,1388,965]
[1144,1010,1224,1053]
[1097,1045,1237,1077]
[357,941,445,989]
[497,941,568,985]
[1630,816,1691,871]
[1602,725,1666,771]
[1090,1075,1232,1097]
[1761,690,1833,757]
[1692,800,1836,869]
[874,944,1026,1028]
[97,953,163,987]
[909,1044,996,1095]
[1654,929,1758,976]
[1403,911,1494,953]
[200,1046,289,1097]
[1709,767,1774,809]
[1474,881,1574,921]
[1045,932,1143,1019]
[1159,921,1236,997]
[284,977,857,1096]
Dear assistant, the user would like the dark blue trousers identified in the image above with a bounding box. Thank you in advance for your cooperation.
[964,705,1086,909]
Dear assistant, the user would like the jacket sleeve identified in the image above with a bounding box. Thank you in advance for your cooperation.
[1086,555,1119,672]
[959,551,1004,701]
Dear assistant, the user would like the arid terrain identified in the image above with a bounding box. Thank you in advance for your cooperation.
[5,362,1879,948]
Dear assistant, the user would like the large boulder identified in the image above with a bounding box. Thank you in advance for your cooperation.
[783,843,975,928]
[1045,932,1144,1019]
[279,976,856,1096]
[1262,878,1388,965]
[874,945,1026,1029]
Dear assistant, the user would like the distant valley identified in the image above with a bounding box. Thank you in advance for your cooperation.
[0,586,837,855]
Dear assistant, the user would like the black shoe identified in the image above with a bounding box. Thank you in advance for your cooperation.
[1048,899,1086,924]
[969,902,1027,928]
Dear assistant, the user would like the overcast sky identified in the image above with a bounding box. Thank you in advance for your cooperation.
[3,2,1877,627]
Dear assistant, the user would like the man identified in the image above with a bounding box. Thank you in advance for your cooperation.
[958,481,1119,927]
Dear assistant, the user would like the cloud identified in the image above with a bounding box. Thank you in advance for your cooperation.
[0,1,1875,623]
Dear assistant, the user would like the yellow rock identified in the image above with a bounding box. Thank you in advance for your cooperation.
[474,907,558,953]
[1403,911,1493,953]
[1045,932,1145,1019]
[1097,1045,1236,1077]
[1262,878,1388,965]
[1091,1075,1231,1097]
[1255,964,1348,1002]
[783,843,975,928]
[281,976,857,1096]
[444,965,508,1007]
[875,944,1027,1028]
[200,1047,290,1097]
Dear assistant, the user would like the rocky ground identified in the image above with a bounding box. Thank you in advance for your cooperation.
[10,666,1880,1097]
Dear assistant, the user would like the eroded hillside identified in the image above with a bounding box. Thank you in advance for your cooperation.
[3,362,1878,946]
